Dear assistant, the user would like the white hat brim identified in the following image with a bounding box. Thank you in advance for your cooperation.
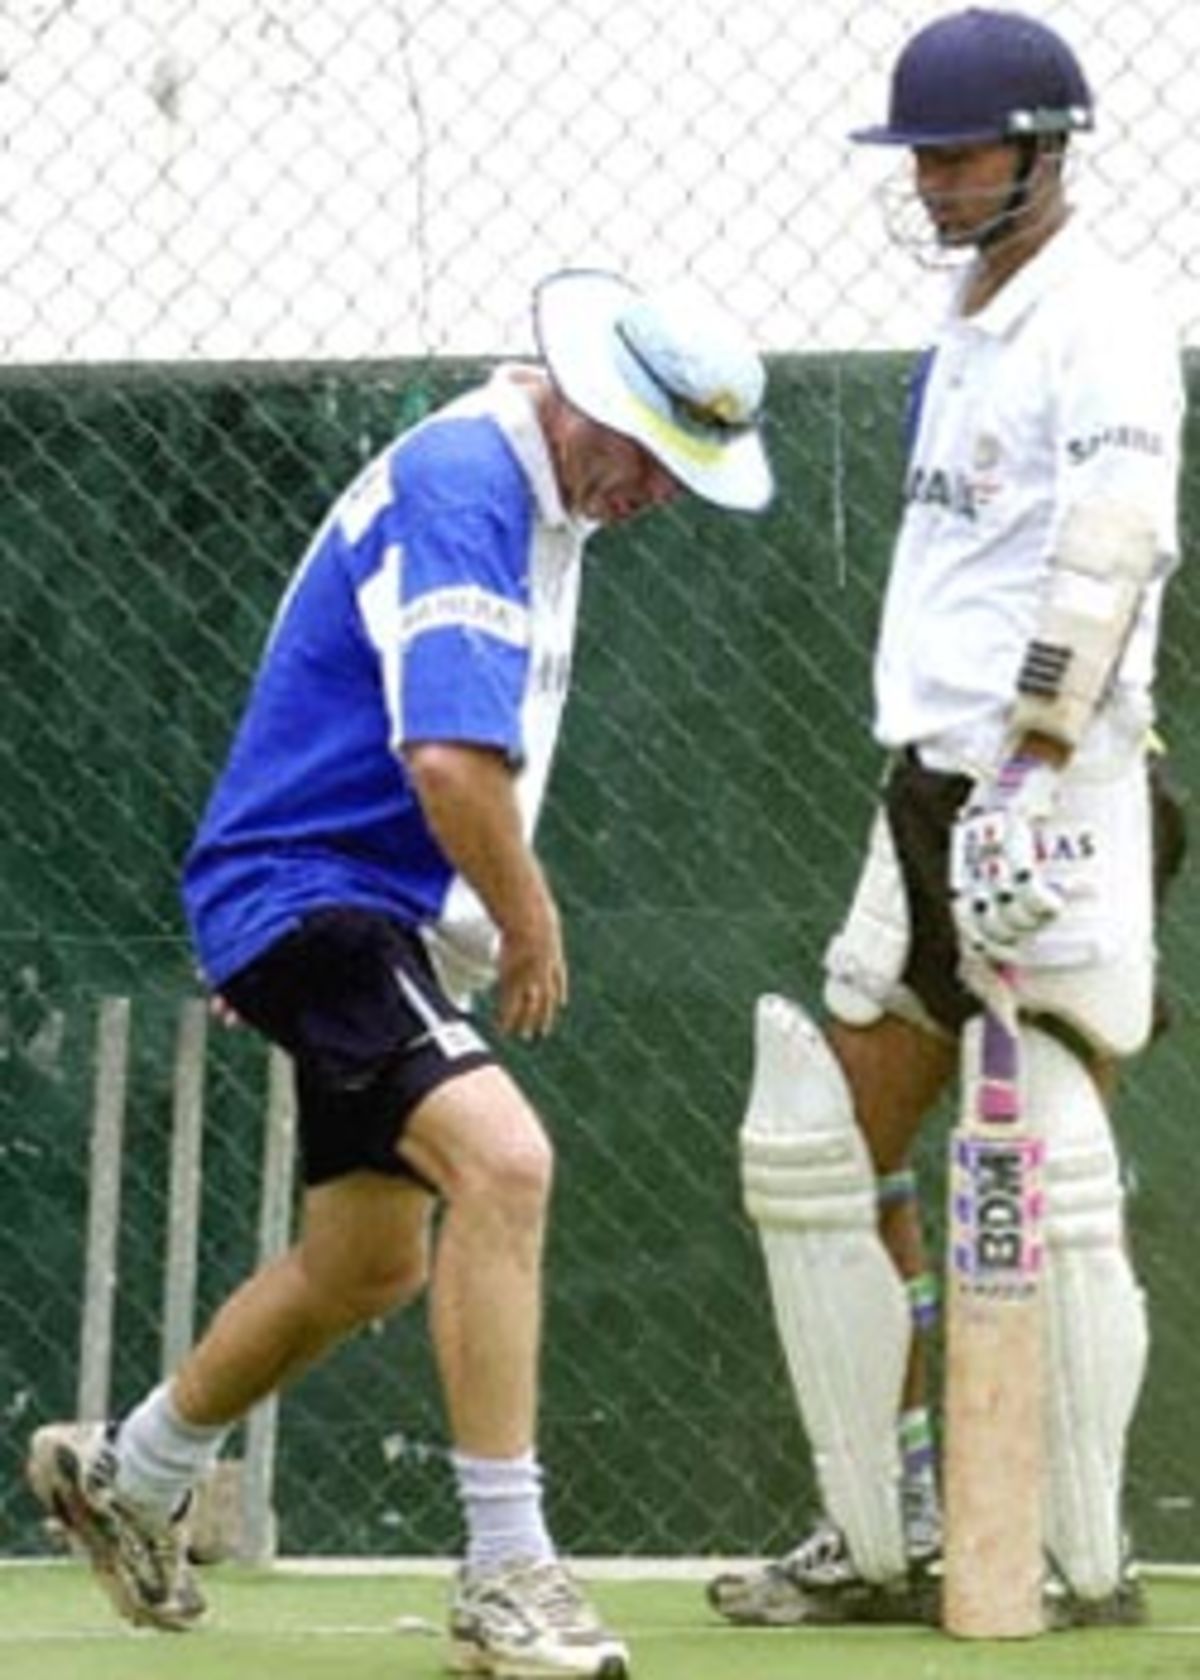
[534,270,773,513]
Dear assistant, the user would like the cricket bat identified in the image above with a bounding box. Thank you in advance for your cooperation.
[942,968,1045,1637]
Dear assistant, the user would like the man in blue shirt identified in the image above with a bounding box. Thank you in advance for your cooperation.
[29,268,772,1680]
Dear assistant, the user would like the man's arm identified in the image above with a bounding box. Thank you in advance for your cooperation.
[404,740,567,1039]
[950,499,1162,965]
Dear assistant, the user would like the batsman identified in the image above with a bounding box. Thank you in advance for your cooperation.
[709,6,1185,1631]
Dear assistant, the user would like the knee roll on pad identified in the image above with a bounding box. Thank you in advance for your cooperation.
[823,811,911,1027]
[1025,1027,1149,1598]
[740,994,910,1582]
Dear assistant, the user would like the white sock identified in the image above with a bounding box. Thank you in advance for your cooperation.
[113,1383,230,1518]
[899,1406,941,1550]
[899,1407,939,1500]
[452,1449,554,1573]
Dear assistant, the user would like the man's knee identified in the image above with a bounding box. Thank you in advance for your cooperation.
[297,1212,432,1328]
[318,1250,428,1328]
[457,1118,554,1216]
[411,1073,555,1214]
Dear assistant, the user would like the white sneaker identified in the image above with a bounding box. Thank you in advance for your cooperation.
[27,1421,205,1631]
[449,1556,629,1678]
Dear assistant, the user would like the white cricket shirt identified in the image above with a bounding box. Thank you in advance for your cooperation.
[874,218,1184,771]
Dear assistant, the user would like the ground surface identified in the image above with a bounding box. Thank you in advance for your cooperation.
[2,1562,1198,1680]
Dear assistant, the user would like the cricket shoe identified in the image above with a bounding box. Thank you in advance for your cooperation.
[26,1421,205,1631]
[449,1555,630,1677]
[706,1515,941,1627]
[1044,1559,1147,1630]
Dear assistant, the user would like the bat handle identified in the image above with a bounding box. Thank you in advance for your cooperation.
[980,963,1019,1121]
[986,960,1018,1036]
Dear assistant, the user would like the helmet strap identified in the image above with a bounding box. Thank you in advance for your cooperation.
[975,138,1041,249]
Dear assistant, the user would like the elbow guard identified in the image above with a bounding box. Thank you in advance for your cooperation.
[1011,501,1160,748]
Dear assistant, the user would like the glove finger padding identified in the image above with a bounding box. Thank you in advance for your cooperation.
[950,759,1065,960]
[973,872,1064,951]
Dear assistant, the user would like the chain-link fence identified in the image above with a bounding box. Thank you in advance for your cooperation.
[2,0,1199,1565]
[6,0,1200,360]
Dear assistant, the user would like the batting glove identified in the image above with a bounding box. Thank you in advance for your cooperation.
[950,755,1065,961]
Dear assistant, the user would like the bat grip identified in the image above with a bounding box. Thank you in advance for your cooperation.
[980,963,1019,1121]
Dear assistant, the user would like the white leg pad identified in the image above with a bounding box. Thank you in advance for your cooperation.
[1026,1028,1149,1598]
[740,994,910,1583]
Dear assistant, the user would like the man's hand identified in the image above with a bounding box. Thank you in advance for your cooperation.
[950,755,1065,961]
[495,901,569,1041]
[404,740,570,1039]
[208,992,243,1029]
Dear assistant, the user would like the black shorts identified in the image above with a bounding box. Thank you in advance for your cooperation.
[220,907,495,1187]
[883,752,1187,1037]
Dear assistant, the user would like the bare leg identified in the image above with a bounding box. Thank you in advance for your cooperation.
[400,1064,553,1458]
[26,1168,435,1631]
[878,1189,933,1412]
[826,1009,957,1393]
[172,1057,555,1437]
[173,1172,434,1426]
[827,1012,957,1173]
[406,1067,625,1672]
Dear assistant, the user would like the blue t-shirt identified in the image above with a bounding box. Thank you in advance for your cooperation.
[183,372,584,988]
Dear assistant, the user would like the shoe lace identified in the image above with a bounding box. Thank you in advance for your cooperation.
[520,1561,596,1632]
[112,1495,187,1593]
[784,1517,850,1577]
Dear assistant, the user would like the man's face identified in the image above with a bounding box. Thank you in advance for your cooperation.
[558,410,684,524]
[912,141,1021,247]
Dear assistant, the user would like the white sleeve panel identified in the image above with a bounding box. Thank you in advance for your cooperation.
[1053,281,1185,564]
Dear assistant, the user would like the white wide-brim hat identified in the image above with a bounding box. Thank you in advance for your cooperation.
[533,269,774,513]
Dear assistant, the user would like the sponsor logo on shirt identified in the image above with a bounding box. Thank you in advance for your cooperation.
[400,586,530,647]
[904,433,1007,522]
[1066,426,1165,466]
[904,464,981,521]
[530,650,572,697]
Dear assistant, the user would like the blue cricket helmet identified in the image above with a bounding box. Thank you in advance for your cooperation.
[851,7,1093,147]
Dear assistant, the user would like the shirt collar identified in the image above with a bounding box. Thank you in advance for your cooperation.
[485,364,579,532]
[951,216,1086,337]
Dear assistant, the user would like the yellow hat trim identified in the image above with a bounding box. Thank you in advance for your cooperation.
[623,391,727,466]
